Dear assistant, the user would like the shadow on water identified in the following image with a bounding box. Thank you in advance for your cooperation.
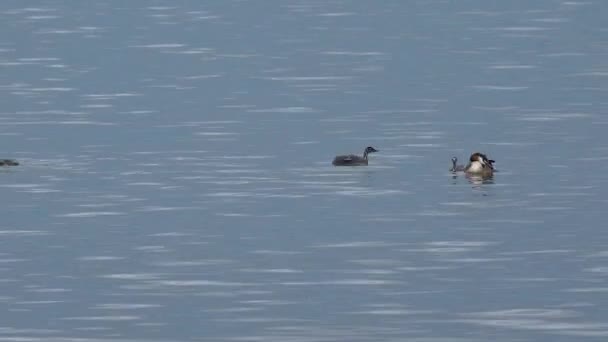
[465,174,495,186]
[0,167,19,174]
[449,171,496,198]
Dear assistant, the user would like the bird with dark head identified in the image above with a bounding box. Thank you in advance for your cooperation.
[464,152,495,177]
[450,157,465,172]
[332,146,378,166]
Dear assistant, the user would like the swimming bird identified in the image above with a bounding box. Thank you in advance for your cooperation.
[332,146,378,166]
[464,152,494,177]
[0,159,18,166]
[450,157,465,172]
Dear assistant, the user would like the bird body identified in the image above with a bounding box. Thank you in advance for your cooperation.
[450,157,465,172]
[332,146,378,166]
[464,152,494,177]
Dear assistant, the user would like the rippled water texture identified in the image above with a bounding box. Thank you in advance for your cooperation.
[1,1,608,341]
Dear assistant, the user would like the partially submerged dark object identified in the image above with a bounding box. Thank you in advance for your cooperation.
[0,159,19,166]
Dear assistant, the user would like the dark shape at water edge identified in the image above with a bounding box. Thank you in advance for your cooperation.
[0,159,19,166]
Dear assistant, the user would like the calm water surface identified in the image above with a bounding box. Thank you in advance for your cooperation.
[1,1,608,341]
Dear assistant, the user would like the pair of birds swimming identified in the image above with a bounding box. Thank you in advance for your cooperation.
[332,147,495,177]
[449,152,495,177]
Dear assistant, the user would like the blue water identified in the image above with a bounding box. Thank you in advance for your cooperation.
[2,1,608,341]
